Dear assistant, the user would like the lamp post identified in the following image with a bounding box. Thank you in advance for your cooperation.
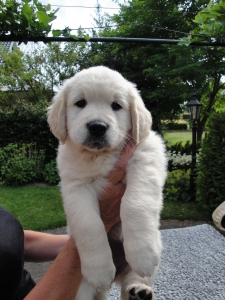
[186,92,202,201]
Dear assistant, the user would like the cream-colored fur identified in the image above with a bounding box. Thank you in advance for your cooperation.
[47,66,167,300]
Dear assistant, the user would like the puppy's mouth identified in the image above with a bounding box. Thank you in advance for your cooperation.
[83,136,110,150]
[83,120,110,150]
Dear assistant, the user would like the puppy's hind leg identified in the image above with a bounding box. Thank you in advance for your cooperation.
[75,279,107,300]
[94,291,107,300]
[75,279,97,300]
[119,266,156,300]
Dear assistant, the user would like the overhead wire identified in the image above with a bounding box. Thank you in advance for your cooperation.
[53,23,208,40]
[50,5,119,9]
[48,4,197,15]
[44,3,205,38]
[0,2,216,41]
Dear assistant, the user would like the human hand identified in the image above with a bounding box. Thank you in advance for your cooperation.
[100,141,135,232]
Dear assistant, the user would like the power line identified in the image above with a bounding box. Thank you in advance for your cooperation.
[48,4,197,15]
[58,23,208,40]
[50,5,119,9]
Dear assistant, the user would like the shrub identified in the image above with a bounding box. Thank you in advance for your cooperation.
[182,114,190,120]
[167,150,192,171]
[196,111,225,210]
[0,143,45,186]
[0,104,58,163]
[42,159,60,185]
[167,150,201,171]
[165,122,188,130]
[167,141,192,155]
[164,169,191,202]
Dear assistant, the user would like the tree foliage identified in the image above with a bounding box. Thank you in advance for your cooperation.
[90,0,225,136]
[0,41,87,107]
[180,0,225,45]
[0,104,58,162]
[0,0,82,40]
[1,0,225,139]
[0,0,58,38]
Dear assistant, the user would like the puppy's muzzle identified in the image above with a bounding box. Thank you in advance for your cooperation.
[87,121,108,137]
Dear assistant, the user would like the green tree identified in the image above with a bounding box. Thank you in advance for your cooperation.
[0,41,87,108]
[197,111,225,210]
[86,0,225,138]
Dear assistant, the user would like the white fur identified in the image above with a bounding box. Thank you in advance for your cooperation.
[47,66,167,300]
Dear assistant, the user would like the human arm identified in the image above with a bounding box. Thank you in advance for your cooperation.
[24,231,69,262]
[24,235,81,300]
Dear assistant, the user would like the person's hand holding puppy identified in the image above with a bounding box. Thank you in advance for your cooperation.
[100,141,135,233]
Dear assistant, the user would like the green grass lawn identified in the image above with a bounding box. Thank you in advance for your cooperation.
[164,130,207,146]
[161,201,211,221]
[0,186,66,230]
[163,131,192,146]
[0,186,212,231]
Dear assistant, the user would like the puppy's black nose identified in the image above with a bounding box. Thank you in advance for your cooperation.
[87,121,108,137]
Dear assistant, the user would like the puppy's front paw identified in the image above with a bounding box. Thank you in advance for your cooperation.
[124,240,160,278]
[81,256,116,291]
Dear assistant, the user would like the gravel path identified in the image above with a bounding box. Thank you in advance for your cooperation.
[24,220,214,283]
[25,221,225,299]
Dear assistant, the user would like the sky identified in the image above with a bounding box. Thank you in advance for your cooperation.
[41,0,120,34]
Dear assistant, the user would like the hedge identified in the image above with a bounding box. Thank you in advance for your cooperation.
[0,105,58,162]
[0,143,59,186]
[164,169,191,202]
[165,122,188,130]
[196,111,225,210]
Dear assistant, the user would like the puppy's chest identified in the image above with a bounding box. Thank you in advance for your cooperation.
[79,155,117,177]
[59,147,119,181]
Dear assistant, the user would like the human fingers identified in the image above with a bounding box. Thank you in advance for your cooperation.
[108,140,135,185]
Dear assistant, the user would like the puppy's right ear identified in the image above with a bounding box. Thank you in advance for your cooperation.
[47,88,67,144]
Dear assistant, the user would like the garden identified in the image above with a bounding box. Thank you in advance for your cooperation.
[1,105,224,230]
[1,0,225,231]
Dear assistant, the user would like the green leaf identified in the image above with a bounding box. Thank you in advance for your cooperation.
[5,1,14,8]
[46,4,51,11]
[52,29,62,37]
[70,35,79,40]
[195,13,208,25]
[37,11,50,26]
[83,35,90,41]
[178,37,191,46]
[22,3,33,24]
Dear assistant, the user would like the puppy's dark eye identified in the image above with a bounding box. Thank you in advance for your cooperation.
[111,102,122,111]
[75,99,87,108]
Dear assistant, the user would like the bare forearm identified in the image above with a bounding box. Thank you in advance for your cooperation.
[24,237,82,300]
[24,230,69,262]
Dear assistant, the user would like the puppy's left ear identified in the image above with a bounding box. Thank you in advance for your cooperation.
[129,85,152,145]
[47,88,67,144]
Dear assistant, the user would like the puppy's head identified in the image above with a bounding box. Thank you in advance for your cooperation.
[47,66,152,150]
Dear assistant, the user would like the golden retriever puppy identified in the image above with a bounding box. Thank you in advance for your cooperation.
[47,66,167,300]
